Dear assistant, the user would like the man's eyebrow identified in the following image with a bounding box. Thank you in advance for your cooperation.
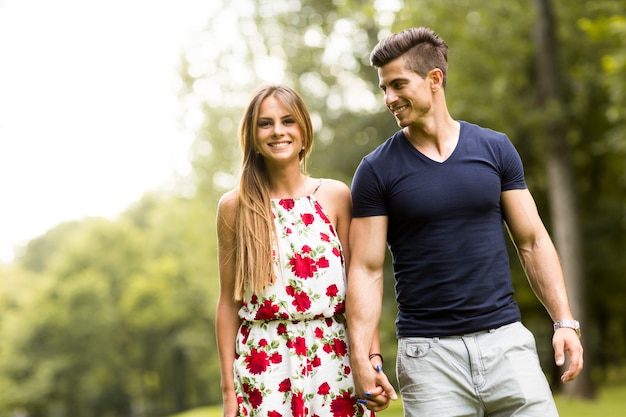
[379,77,405,89]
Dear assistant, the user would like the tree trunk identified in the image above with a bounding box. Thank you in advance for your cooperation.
[531,0,594,399]
[173,347,187,412]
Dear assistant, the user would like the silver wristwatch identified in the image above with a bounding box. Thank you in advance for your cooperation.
[553,319,581,337]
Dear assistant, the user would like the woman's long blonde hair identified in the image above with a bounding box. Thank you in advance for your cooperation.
[233,85,314,300]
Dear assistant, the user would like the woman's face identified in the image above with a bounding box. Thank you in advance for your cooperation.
[255,95,304,166]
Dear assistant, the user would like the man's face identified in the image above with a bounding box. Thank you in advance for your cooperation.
[378,57,434,128]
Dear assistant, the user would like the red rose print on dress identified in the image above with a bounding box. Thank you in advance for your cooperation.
[237,394,243,407]
[270,352,283,364]
[318,381,331,395]
[285,285,312,312]
[326,284,339,297]
[247,386,264,408]
[332,338,348,357]
[290,253,317,278]
[323,338,348,358]
[240,325,251,344]
[255,299,280,320]
[277,323,288,336]
[301,213,315,226]
[290,336,307,356]
[245,348,270,374]
[314,202,332,224]
[291,391,307,417]
[280,199,295,211]
[317,256,329,269]
[330,391,357,417]
[334,301,346,315]
[291,290,312,312]
[278,378,291,392]
[310,355,321,369]
[314,327,324,338]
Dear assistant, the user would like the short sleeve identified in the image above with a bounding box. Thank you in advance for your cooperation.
[499,136,527,191]
[351,158,388,218]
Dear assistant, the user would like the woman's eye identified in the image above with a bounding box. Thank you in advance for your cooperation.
[283,118,296,125]
[258,121,271,127]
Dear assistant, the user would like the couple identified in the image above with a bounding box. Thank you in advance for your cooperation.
[216,27,583,417]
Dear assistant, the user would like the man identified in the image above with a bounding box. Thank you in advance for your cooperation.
[346,27,583,416]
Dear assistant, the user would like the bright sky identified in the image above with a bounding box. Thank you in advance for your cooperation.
[0,0,219,262]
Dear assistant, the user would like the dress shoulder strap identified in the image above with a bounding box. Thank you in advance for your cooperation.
[311,178,324,195]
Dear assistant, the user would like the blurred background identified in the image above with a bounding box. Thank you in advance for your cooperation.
[1,0,625,416]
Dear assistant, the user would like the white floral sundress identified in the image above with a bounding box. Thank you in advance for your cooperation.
[234,181,372,417]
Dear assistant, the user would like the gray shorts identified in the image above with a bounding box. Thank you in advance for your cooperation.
[397,321,559,417]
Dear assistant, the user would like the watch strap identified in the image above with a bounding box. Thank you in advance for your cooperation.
[553,319,581,337]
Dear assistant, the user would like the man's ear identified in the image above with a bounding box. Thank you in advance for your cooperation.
[429,68,444,91]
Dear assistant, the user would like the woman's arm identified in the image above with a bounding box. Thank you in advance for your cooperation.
[216,190,244,416]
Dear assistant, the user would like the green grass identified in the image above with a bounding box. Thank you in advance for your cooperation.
[554,383,626,417]
[170,382,626,417]
[168,408,220,417]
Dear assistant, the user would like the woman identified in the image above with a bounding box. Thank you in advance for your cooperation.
[216,85,378,416]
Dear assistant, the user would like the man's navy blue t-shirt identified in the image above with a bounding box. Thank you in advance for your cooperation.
[351,121,526,337]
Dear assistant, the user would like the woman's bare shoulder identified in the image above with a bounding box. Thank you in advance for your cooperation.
[217,189,239,226]
[311,178,351,216]
[315,178,350,196]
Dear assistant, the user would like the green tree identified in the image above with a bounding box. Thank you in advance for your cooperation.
[573,4,626,382]
[2,218,145,416]
[3,193,220,416]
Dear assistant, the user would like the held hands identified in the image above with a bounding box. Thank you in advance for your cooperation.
[553,328,584,383]
[354,354,398,412]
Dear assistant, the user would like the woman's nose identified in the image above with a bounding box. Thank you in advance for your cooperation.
[272,123,283,136]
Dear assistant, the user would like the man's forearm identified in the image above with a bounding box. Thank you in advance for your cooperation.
[346,268,384,362]
[518,235,573,321]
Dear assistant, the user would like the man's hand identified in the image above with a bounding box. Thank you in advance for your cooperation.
[553,328,584,383]
[353,360,398,411]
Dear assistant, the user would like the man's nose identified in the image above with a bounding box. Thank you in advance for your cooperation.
[384,89,397,107]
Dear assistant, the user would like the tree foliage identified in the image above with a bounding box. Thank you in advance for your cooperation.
[1,0,625,415]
